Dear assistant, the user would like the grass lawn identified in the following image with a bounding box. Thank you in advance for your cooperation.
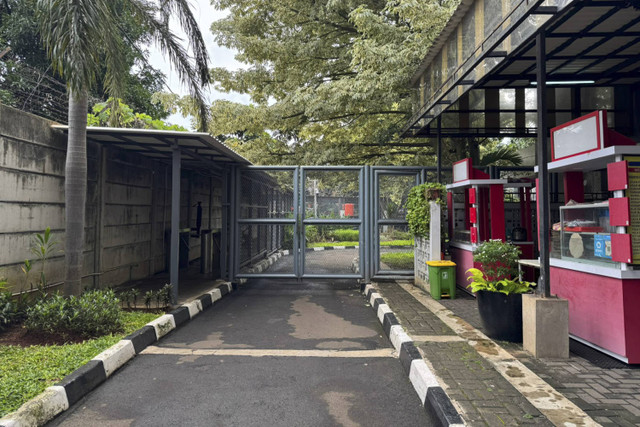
[380,251,415,270]
[307,239,414,248]
[0,311,161,417]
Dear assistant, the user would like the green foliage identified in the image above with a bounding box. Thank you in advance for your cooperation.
[380,252,414,270]
[0,310,161,417]
[466,268,535,295]
[331,229,360,242]
[25,289,123,338]
[405,183,446,238]
[307,239,411,248]
[0,0,170,119]
[158,0,458,165]
[381,228,413,241]
[479,146,523,167]
[87,98,187,131]
[472,240,520,281]
[144,291,154,310]
[29,227,57,287]
[0,291,18,332]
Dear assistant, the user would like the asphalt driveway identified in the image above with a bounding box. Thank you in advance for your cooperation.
[49,279,434,426]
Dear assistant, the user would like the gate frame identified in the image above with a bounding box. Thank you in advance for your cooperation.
[229,165,449,283]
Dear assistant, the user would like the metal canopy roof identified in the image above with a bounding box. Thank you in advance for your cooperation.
[52,126,251,173]
[403,0,640,138]
[485,2,640,89]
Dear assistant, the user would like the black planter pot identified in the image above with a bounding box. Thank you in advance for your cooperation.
[476,290,523,342]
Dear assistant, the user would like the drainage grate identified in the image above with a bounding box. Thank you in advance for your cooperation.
[570,339,638,370]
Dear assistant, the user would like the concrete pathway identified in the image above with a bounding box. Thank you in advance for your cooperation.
[49,280,435,426]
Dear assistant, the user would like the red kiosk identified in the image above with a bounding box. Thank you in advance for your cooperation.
[545,110,640,363]
[446,159,535,290]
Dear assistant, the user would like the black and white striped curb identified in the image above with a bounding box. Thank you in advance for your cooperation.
[0,282,234,427]
[244,251,284,274]
[362,284,465,427]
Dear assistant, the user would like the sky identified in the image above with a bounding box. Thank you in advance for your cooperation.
[146,0,251,129]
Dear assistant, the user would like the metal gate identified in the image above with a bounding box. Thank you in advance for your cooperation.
[230,166,445,282]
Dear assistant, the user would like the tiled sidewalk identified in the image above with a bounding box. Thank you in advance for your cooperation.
[440,292,640,427]
[373,282,552,426]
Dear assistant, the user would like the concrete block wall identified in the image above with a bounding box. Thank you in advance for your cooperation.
[0,104,223,293]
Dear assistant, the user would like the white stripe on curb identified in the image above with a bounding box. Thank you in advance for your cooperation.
[147,314,176,339]
[369,292,382,306]
[209,288,222,302]
[377,304,392,324]
[0,386,68,427]
[409,359,440,404]
[389,325,412,352]
[364,284,374,296]
[92,340,136,378]
[184,300,202,319]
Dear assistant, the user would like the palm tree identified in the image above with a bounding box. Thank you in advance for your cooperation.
[37,0,211,295]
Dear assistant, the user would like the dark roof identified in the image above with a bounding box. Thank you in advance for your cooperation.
[53,126,251,174]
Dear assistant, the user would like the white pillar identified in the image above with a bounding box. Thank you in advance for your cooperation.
[429,201,441,261]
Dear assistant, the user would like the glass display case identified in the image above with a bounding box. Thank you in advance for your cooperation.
[556,202,617,266]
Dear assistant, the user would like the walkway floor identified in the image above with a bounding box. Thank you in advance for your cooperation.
[49,279,436,426]
[439,290,640,426]
[374,280,640,426]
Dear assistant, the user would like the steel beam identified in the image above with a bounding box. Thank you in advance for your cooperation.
[437,116,442,183]
[536,32,551,298]
[170,144,181,303]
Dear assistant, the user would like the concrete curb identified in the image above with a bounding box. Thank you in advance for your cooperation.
[0,282,234,427]
[362,284,465,427]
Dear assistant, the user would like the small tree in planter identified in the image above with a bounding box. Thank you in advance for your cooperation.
[467,240,535,342]
[405,183,446,290]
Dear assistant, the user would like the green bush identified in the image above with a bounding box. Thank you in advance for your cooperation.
[331,229,359,242]
[473,240,520,281]
[0,292,18,331]
[405,183,446,238]
[380,252,414,270]
[25,289,123,338]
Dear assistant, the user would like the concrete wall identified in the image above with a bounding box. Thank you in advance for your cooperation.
[0,104,222,293]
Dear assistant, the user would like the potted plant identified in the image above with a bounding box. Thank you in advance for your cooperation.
[406,182,446,290]
[467,240,535,342]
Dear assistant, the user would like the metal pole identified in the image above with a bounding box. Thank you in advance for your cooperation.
[437,116,442,183]
[313,179,318,218]
[220,168,229,280]
[536,32,551,298]
[170,145,181,304]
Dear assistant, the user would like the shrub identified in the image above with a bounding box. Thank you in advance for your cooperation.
[405,183,446,238]
[473,240,520,281]
[0,291,18,331]
[25,289,123,338]
[331,229,359,242]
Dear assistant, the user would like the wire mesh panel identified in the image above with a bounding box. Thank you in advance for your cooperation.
[236,167,298,278]
[374,171,419,277]
[301,167,363,278]
[240,169,295,219]
[378,174,415,220]
[238,224,295,275]
[303,225,360,276]
[378,225,414,273]
[303,169,361,219]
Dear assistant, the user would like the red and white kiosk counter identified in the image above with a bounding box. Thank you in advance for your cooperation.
[446,158,535,290]
[544,110,640,363]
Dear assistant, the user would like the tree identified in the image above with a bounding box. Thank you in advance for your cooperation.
[37,0,211,295]
[87,98,188,131]
[203,0,457,165]
[1,0,170,120]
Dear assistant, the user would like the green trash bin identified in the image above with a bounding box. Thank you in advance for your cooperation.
[426,261,456,300]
